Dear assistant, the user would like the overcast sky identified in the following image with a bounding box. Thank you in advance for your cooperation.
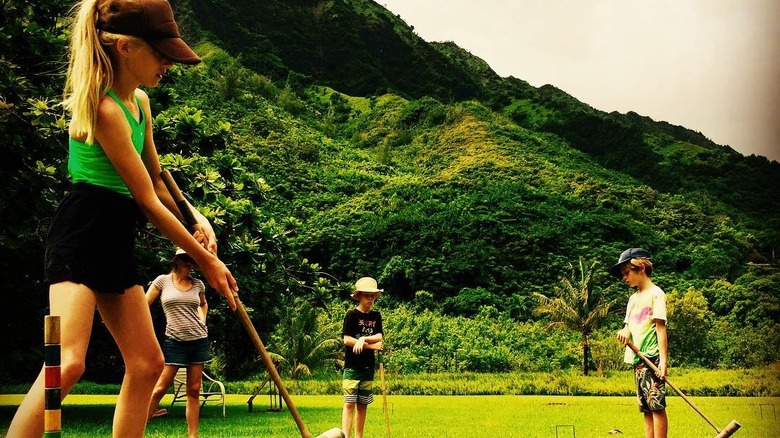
[380,0,780,162]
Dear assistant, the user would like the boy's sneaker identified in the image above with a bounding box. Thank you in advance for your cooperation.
[151,408,168,418]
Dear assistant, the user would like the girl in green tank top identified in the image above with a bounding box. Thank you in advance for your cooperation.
[68,90,146,196]
[7,1,239,438]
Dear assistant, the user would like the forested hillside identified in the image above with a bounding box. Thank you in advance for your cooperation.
[1,0,778,382]
[179,0,780,235]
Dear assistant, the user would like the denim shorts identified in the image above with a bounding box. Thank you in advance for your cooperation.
[163,337,212,366]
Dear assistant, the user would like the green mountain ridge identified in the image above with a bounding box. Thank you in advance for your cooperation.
[173,0,779,230]
[178,0,486,100]
[174,1,780,248]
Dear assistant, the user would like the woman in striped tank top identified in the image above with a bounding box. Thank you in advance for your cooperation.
[146,248,211,438]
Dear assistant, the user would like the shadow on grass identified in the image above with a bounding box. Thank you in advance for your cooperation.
[0,401,341,437]
[1,404,118,435]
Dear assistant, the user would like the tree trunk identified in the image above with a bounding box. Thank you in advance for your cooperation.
[582,334,590,376]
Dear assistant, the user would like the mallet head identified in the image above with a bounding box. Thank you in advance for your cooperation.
[713,420,741,438]
[315,427,345,438]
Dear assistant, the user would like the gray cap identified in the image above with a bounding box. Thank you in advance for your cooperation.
[608,248,651,278]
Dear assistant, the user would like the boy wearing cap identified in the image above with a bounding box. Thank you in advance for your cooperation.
[341,277,384,438]
[611,248,668,438]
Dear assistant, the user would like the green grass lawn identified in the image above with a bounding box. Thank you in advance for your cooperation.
[1,394,778,437]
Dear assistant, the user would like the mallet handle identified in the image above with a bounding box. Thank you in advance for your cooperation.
[379,353,391,438]
[626,342,721,433]
[234,297,314,438]
[160,170,198,230]
[160,169,314,438]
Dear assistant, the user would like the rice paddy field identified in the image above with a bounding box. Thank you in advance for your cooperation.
[1,394,778,437]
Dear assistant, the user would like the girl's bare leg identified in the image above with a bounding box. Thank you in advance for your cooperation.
[186,363,204,438]
[96,285,164,438]
[6,282,96,438]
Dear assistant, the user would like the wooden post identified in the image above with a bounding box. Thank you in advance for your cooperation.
[44,315,61,438]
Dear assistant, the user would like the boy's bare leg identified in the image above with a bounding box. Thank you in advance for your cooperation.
[96,285,164,438]
[355,403,368,438]
[643,412,654,438]
[6,283,96,438]
[342,402,355,438]
[652,410,667,438]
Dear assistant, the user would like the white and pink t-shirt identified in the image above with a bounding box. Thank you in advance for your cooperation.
[623,285,667,365]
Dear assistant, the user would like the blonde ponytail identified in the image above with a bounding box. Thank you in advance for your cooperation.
[62,0,114,144]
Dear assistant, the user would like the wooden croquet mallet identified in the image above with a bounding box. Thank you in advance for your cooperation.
[379,352,391,438]
[44,315,61,438]
[160,170,344,438]
[626,341,741,438]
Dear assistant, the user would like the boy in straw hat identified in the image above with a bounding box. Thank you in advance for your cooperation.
[341,277,384,438]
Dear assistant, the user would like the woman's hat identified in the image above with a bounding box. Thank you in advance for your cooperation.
[351,277,383,300]
[170,247,195,264]
[608,248,651,278]
[96,0,202,64]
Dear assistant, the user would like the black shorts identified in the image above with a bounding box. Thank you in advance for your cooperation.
[45,183,144,294]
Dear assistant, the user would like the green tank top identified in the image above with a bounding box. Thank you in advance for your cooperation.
[68,90,145,197]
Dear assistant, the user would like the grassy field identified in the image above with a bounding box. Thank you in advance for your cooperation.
[1,394,778,437]
[6,366,776,397]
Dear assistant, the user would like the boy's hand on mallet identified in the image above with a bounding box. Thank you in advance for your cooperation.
[616,327,631,345]
[657,360,668,380]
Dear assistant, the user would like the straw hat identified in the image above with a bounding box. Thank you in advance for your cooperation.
[351,277,383,300]
[170,247,195,265]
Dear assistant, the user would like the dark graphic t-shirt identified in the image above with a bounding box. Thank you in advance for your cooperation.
[342,308,383,370]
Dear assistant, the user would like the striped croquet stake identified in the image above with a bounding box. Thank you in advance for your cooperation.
[44,315,61,437]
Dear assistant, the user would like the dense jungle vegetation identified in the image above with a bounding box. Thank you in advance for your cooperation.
[1,0,778,384]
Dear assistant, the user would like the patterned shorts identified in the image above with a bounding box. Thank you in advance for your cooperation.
[635,355,666,412]
[343,367,375,405]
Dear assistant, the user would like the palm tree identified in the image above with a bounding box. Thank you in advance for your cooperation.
[533,258,618,376]
[270,298,342,379]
